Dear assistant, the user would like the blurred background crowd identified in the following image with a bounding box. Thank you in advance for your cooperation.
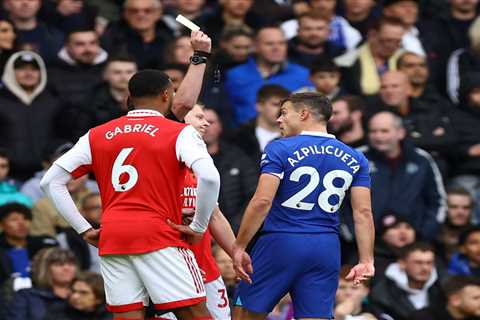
[0,0,479,319]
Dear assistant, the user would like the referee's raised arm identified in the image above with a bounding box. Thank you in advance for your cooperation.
[170,31,212,121]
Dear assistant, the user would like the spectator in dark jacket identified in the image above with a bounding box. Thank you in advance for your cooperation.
[411,276,480,320]
[6,248,78,320]
[82,55,137,131]
[0,51,63,181]
[48,28,108,140]
[100,0,174,69]
[448,226,480,277]
[203,108,258,232]
[45,272,112,320]
[229,84,289,165]
[362,111,447,241]
[0,203,58,298]
[368,71,457,177]
[449,72,480,207]
[369,242,446,320]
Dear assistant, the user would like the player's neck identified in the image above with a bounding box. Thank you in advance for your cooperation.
[302,122,327,134]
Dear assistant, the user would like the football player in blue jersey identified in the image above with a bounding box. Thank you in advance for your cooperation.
[232,92,375,320]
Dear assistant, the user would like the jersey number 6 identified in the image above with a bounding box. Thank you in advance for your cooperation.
[111,148,139,192]
[281,166,353,213]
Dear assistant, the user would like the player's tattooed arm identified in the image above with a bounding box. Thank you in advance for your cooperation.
[170,30,211,121]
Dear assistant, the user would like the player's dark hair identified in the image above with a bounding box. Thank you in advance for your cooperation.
[256,84,290,103]
[128,69,171,98]
[0,202,32,221]
[283,92,332,122]
[443,276,480,297]
[398,242,435,260]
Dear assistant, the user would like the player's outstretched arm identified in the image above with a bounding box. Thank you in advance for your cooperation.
[171,30,211,121]
[233,173,280,283]
[40,164,96,244]
[209,206,236,258]
[347,186,375,285]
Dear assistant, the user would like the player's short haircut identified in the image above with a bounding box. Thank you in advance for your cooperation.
[256,84,290,103]
[220,24,254,43]
[398,242,435,260]
[128,69,171,98]
[333,95,365,113]
[0,202,32,221]
[443,276,480,297]
[459,226,480,246]
[310,58,340,75]
[283,92,332,122]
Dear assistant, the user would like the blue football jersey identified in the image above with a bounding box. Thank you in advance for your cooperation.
[260,131,370,233]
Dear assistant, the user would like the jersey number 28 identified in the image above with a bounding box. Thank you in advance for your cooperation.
[281,166,353,213]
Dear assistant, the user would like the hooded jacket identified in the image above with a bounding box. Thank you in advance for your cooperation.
[0,51,63,180]
[369,262,445,320]
[450,72,480,175]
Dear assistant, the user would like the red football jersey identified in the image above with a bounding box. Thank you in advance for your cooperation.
[182,170,221,283]
[55,110,211,255]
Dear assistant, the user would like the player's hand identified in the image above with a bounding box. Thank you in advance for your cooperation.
[190,31,212,53]
[182,208,195,225]
[232,245,253,284]
[82,228,100,247]
[345,262,375,286]
[167,219,204,244]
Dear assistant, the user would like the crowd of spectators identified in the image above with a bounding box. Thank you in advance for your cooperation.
[0,0,480,319]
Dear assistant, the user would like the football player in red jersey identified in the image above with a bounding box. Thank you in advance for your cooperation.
[41,31,222,320]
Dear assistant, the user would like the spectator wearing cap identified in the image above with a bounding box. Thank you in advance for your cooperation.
[0,149,32,208]
[448,226,480,277]
[411,276,480,320]
[369,242,445,320]
[374,213,417,277]
[436,188,476,264]
[20,140,75,204]
[0,51,64,181]
[0,203,58,299]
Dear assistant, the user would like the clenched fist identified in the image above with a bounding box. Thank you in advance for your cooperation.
[190,31,212,54]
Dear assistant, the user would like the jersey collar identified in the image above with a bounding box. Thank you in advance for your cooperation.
[127,109,164,117]
[300,130,335,139]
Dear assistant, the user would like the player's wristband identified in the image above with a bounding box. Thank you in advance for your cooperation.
[194,50,211,58]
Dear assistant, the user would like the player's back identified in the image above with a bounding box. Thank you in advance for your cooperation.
[88,111,188,255]
[261,132,370,234]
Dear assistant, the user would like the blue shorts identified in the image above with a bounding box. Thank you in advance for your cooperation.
[235,233,340,319]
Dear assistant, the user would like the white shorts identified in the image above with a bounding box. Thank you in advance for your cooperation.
[159,276,231,319]
[100,247,206,312]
